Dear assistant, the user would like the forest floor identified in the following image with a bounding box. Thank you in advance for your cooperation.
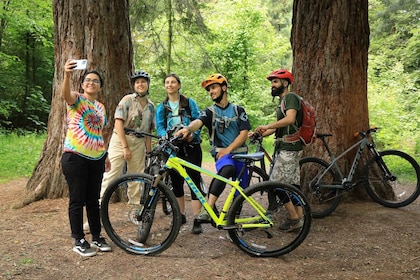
[0,163,419,280]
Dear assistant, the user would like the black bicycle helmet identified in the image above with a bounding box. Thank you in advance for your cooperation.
[131,70,150,84]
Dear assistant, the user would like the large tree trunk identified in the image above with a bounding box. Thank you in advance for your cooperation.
[21,0,133,206]
[291,1,370,198]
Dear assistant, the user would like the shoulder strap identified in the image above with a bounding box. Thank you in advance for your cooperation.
[210,105,216,146]
[209,104,239,146]
[163,94,191,126]
[179,94,191,118]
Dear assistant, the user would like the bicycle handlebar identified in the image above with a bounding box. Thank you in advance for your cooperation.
[354,126,379,138]
[124,127,184,158]
[123,127,159,139]
[249,132,263,145]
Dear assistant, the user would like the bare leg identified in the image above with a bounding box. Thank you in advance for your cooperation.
[284,202,299,220]
[191,200,202,216]
[176,196,185,215]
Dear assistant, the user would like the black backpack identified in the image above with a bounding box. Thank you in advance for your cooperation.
[163,94,191,128]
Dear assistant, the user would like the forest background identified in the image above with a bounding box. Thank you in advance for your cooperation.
[0,0,418,182]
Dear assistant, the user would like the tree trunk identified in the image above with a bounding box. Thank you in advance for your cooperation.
[291,0,370,198]
[166,0,173,73]
[22,0,133,207]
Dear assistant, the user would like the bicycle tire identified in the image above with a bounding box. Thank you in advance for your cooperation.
[227,181,312,257]
[101,173,181,256]
[248,166,269,185]
[363,150,420,208]
[299,157,341,218]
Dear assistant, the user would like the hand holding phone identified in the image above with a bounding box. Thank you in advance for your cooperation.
[71,59,88,70]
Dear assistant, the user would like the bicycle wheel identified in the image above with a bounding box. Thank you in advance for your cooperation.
[248,166,269,185]
[101,173,181,255]
[364,150,420,208]
[299,157,341,218]
[227,181,312,257]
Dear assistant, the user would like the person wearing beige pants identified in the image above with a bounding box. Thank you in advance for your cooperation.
[84,70,155,231]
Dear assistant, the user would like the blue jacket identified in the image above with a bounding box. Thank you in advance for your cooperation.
[155,95,201,143]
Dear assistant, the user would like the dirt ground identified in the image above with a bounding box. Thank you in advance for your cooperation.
[1,165,419,280]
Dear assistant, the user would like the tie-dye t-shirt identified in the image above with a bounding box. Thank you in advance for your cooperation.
[63,92,107,159]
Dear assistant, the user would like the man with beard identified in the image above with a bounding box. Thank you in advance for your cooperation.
[176,73,251,223]
[251,69,304,231]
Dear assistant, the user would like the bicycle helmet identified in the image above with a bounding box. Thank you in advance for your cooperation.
[131,70,150,84]
[266,69,294,84]
[201,74,228,91]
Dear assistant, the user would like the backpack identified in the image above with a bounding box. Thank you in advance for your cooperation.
[280,93,317,146]
[208,104,239,147]
[163,94,191,126]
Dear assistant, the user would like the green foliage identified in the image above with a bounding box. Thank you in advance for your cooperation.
[0,0,53,132]
[1,0,418,179]
[0,132,46,183]
[368,0,420,157]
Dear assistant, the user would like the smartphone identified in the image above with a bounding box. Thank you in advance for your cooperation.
[72,59,88,70]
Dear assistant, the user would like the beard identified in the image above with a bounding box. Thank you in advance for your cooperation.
[271,84,285,97]
[212,91,224,103]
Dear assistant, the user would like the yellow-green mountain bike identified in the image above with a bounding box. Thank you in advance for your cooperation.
[101,129,312,257]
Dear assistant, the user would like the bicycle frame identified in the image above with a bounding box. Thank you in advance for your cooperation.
[315,132,380,189]
[157,154,273,230]
[249,133,274,177]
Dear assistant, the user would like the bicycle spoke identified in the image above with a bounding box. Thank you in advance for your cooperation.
[227,181,311,257]
[101,174,181,255]
[364,150,420,208]
[300,157,341,218]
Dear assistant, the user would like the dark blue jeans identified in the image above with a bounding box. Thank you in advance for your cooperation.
[61,152,106,240]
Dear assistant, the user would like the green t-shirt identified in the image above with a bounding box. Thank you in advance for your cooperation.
[275,92,303,151]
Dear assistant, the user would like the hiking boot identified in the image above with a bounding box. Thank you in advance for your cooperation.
[91,236,112,252]
[279,218,304,231]
[73,238,96,257]
[191,219,202,234]
[196,208,210,222]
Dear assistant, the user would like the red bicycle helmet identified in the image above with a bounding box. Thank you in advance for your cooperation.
[266,69,294,84]
[201,74,228,90]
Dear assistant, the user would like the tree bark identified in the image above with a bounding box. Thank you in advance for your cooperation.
[22,0,133,206]
[291,0,370,197]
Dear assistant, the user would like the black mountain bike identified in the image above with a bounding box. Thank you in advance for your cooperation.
[300,127,420,218]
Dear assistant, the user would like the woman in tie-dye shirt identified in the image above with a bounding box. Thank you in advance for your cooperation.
[60,59,111,257]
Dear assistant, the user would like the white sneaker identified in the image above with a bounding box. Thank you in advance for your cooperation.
[73,238,96,257]
[91,237,112,252]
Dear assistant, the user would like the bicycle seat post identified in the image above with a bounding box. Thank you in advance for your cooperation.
[317,134,334,159]
[232,152,265,183]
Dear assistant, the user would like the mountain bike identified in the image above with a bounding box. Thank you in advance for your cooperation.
[137,145,210,241]
[101,129,312,257]
[299,127,420,218]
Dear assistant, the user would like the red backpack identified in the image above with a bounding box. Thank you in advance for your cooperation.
[281,93,317,146]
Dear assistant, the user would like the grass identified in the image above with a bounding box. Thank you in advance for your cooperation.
[0,132,275,184]
[0,132,46,183]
